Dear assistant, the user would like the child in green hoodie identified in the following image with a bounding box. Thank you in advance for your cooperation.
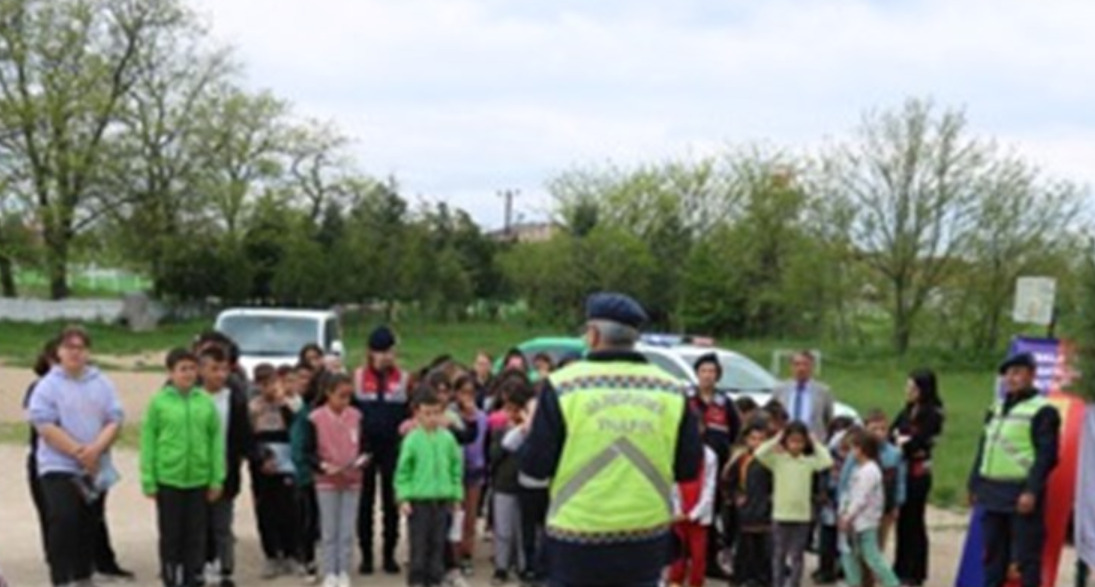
[396,387,464,587]
[141,348,225,587]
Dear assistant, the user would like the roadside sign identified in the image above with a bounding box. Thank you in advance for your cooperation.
[1013,276,1057,326]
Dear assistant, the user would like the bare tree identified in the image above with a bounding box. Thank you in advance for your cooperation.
[836,98,986,354]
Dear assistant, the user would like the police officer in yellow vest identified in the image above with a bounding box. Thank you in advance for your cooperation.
[968,352,1060,587]
[519,292,703,587]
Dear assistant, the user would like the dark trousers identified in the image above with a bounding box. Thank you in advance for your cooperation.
[298,484,320,567]
[735,530,772,586]
[157,486,209,587]
[894,474,931,585]
[712,500,734,578]
[41,473,96,585]
[519,488,549,577]
[90,492,124,573]
[254,474,299,561]
[981,506,1044,587]
[408,501,448,586]
[28,461,50,559]
[359,443,400,563]
[205,496,236,578]
[818,523,840,577]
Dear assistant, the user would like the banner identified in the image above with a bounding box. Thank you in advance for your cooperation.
[955,337,1081,587]
[1078,406,1095,569]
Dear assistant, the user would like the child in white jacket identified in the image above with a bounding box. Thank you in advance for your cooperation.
[668,430,718,587]
[839,430,900,587]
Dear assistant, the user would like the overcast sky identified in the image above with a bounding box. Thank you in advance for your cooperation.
[195,0,1095,229]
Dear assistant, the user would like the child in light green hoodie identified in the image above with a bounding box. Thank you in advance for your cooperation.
[395,387,464,587]
[140,348,225,587]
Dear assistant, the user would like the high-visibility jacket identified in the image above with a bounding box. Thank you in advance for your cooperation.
[979,395,1049,481]
[546,361,688,541]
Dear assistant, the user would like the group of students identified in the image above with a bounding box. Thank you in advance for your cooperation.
[22,322,944,587]
[667,361,944,587]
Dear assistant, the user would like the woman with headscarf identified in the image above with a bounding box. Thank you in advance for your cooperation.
[889,368,944,587]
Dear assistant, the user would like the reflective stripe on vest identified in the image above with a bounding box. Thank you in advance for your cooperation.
[979,395,1048,481]
[546,360,687,543]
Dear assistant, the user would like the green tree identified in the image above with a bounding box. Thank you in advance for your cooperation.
[0,0,196,298]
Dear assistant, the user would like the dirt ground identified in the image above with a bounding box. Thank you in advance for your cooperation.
[0,365,1082,587]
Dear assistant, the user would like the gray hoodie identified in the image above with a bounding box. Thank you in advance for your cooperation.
[27,365,125,477]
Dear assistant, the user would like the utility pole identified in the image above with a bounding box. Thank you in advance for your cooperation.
[498,189,520,237]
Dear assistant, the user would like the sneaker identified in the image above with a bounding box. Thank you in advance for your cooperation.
[337,572,351,587]
[460,558,474,577]
[491,570,509,586]
[382,558,401,575]
[322,575,339,587]
[303,563,320,583]
[444,570,469,587]
[261,559,281,580]
[358,560,374,576]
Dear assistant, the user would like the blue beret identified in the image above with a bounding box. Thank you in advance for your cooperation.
[998,352,1036,375]
[585,292,648,329]
[368,326,396,351]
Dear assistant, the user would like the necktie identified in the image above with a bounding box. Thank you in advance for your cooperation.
[795,382,806,423]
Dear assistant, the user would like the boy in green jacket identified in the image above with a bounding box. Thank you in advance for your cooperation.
[395,387,464,587]
[141,348,226,587]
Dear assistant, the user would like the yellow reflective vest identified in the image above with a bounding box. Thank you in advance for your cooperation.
[979,395,1049,481]
[545,360,688,541]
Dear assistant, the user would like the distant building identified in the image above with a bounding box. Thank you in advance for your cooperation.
[489,221,560,243]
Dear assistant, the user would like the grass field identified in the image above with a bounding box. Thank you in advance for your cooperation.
[0,318,990,507]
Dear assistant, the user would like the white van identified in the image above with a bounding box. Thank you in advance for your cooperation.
[214,308,345,379]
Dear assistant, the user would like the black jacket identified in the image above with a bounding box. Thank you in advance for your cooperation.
[968,387,1059,512]
[890,402,944,470]
[221,387,254,499]
[724,452,772,530]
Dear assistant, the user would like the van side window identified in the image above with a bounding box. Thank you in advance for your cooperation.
[324,318,340,352]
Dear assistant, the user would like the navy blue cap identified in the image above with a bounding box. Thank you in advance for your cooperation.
[585,292,648,329]
[998,352,1036,375]
[368,326,396,351]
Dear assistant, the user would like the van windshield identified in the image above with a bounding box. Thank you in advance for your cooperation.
[219,315,319,357]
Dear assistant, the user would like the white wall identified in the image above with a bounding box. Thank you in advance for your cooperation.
[0,298,126,323]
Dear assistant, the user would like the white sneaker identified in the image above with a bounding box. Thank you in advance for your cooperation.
[322,575,339,587]
[337,572,351,587]
[445,570,469,587]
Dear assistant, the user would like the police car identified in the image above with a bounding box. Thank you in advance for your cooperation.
[504,334,858,420]
[636,334,861,421]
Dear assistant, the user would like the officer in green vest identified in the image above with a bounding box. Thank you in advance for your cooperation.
[519,292,703,587]
[968,352,1060,587]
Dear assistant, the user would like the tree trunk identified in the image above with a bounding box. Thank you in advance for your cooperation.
[0,255,16,297]
[46,233,70,300]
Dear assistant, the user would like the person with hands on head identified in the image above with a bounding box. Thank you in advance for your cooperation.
[140,348,226,587]
[968,353,1059,587]
[28,325,128,587]
[754,422,834,587]
[396,387,465,587]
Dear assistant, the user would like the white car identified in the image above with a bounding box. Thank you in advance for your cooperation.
[214,308,345,379]
[635,342,861,421]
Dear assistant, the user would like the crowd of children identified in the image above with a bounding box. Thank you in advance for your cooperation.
[24,324,938,587]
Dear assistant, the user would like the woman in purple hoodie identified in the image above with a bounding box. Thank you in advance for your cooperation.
[27,326,126,587]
